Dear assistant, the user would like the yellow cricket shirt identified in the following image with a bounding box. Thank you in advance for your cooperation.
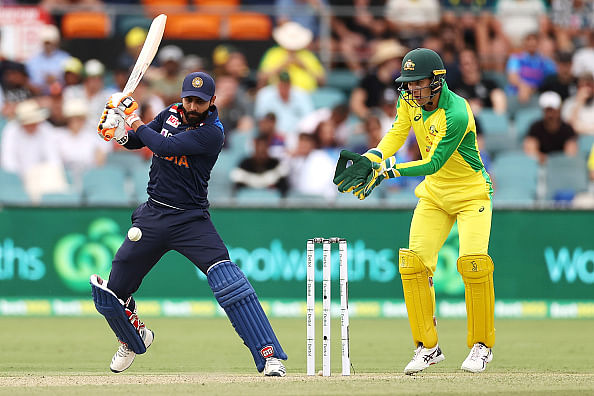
[258,46,325,92]
[368,82,493,200]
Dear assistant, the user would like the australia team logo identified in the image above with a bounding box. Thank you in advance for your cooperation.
[192,77,203,88]
[403,59,415,71]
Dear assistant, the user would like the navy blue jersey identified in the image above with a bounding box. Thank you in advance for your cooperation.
[124,103,224,209]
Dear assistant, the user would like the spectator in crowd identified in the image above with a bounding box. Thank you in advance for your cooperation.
[215,74,254,134]
[385,0,440,48]
[62,57,84,89]
[349,113,384,154]
[297,103,350,145]
[230,135,290,197]
[1,61,34,119]
[256,112,287,159]
[539,51,578,101]
[117,27,147,72]
[54,98,110,179]
[330,0,389,74]
[0,99,61,176]
[451,48,507,114]
[350,39,407,119]
[63,59,114,123]
[288,132,337,199]
[496,0,547,49]
[254,70,314,148]
[258,22,325,92]
[25,24,70,96]
[506,33,557,104]
[313,119,341,158]
[276,0,328,38]
[551,0,593,50]
[474,12,511,73]
[378,87,397,132]
[151,45,186,105]
[524,91,577,164]
[212,45,254,93]
[562,72,594,135]
[572,30,594,78]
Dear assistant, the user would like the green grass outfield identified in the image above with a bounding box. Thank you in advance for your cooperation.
[1,317,593,395]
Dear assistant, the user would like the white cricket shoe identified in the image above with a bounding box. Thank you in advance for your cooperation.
[110,327,154,373]
[461,343,492,373]
[263,357,286,377]
[404,344,445,375]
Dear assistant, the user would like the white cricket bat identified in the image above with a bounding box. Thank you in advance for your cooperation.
[103,13,167,139]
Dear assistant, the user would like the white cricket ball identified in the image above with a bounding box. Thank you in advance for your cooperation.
[127,227,142,242]
[317,370,323,376]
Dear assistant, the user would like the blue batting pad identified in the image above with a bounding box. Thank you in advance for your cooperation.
[208,261,287,372]
[90,275,146,354]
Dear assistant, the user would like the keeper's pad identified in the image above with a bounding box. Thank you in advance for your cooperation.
[90,274,146,354]
[457,254,495,348]
[399,249,438,348]
[207,261,287,372]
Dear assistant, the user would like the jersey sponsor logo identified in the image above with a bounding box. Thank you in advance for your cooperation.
[260,345,274,358]
[166,114,181,128]
[414,114,422,121]
[403,59,415,71]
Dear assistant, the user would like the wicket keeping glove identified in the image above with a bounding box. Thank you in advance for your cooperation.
[333,150,374,193]
[353,156,400,200]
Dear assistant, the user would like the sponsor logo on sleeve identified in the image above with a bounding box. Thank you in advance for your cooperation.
[260,345,274,358]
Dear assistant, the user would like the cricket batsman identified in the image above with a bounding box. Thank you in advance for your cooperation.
[91,71,287,376]
[334,48,495,374]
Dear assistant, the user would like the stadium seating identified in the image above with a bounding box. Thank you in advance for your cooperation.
[164,14,221,39]
[492,152,539,205]
[194,0,239,8]
[311,87,348,110]
[0,170,31,205]
[384,189,418,206]
[106,151,150,177]
[40,192,83,206]
[544,154,588,202]
[476,109,516,155]
[326,69,361,94]
[82,166,130,206]
[61,12,110,39]
[235,188,282,205]
[141,0,188,17]
[131,163,151,204]
[513,106,542,142]
[578,135,594,159]
[227,13,272,40]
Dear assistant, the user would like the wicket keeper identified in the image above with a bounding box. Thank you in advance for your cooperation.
[334,48,495,374]
[92,72,287,376]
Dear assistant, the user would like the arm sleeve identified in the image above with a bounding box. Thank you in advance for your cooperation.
[135,124,223,157]
[374,97,412,158]
[395,108,469,177]
[123,111,166,150]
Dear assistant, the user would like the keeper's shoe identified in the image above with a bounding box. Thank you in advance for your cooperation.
[461,343,492,373]
[110,327,154,373]
[404,344,445,375]
[263,357,286,377]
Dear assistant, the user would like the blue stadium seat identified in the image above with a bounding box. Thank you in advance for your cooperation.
[311,87,347,110]
[578,135,594,159]
[106,151,149,177]
[544,154,588,202]
[514,107,542,141]
[82,166,130,206]
[476,109,517,155]
[492,152,539,205]
[131,163,151,204]
[235,188,282,205]
[326,69,361,93]
[0,170,30,205]
[40,192,83,206]
[384,189,418,207]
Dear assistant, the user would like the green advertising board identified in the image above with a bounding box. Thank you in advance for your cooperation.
[0,207,593,318]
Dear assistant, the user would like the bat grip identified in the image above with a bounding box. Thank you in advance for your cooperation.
[103,127,115,141]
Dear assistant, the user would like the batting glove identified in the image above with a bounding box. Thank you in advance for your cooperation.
[98,109,128,145]
[106,92,138,115]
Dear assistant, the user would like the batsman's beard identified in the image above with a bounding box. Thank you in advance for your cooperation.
[183,105,210,127]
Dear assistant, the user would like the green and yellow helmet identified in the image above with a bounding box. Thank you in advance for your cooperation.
[395,48,446,107]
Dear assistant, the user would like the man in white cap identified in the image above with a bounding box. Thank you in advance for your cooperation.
[151,45,185,105]
[258,21,325,92]
[524,91,577,164]
[0,99,61,176]
[25,24,71,95]
[64,59,114,122]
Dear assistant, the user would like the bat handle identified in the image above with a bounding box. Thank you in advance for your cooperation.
[103,127,115,141]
